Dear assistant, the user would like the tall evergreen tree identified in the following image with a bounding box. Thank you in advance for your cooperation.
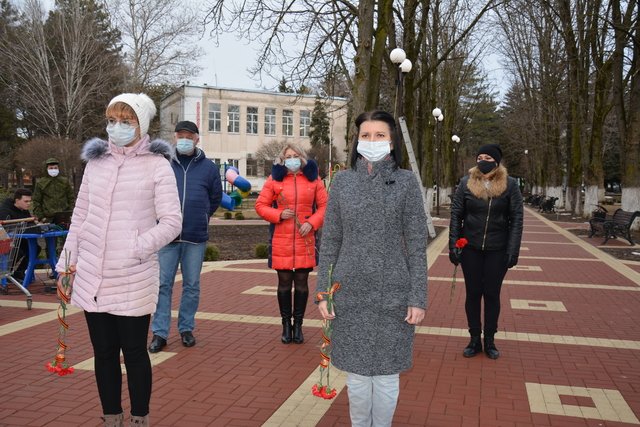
[0,0,23,187]
[309,96,330,148]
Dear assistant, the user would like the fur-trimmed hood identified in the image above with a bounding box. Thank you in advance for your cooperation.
[271,159,319,182]
[81,136,173,162]
[466,164,509,200]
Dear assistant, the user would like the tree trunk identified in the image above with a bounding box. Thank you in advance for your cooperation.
[350,0,375,142]
[611,0,640,229]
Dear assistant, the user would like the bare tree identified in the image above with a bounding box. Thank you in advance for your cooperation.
[108,0,204,89]
[495,0,566,201]
[495,0,620,217]
[203,0,500,207]
[254,140,289,164]
[0,0,122,139]
[611,0,640,225]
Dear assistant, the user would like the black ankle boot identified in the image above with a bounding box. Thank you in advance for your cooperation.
[281,319,292,344]
[463,336,483,358]
[277,291,293,344]
[484,336,500,359]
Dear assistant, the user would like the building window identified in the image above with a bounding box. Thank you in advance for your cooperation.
[300,110,311,137]
[208,103,221,132]
[265,107,276,135]
[228,105,240,133]
[246,153,257,176]
[246,157,269,177]
[247,106,258,135]
[282,109,293,136]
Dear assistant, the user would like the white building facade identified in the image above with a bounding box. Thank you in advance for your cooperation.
[160,84,349,191]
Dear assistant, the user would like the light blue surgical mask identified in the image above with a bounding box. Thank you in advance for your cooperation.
[176,138,195,155]
[284,157,301,172]
[106,122,138,147]
[357,140,391,162]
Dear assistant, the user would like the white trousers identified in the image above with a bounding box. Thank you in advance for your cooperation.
[346,372,400,427]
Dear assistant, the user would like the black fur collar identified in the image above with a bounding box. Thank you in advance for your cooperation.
[81,137,173,161]
[271,159,319,182]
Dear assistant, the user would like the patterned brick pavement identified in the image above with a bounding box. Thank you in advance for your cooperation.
[1,207,639,426]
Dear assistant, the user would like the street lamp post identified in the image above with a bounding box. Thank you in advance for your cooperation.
[432,107,443,215]
[452,134,461,181]
[390,48,412,118]
[389,48,436,238]
[524,149,530,193]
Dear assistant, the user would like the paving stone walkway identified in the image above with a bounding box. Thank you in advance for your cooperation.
[1,207,639,426]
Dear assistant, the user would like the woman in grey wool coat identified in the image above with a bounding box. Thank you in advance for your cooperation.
[316,110,428,427]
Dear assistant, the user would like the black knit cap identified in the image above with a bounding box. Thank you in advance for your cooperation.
[476,144,502,164]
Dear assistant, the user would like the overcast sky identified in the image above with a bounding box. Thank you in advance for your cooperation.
[195,33,510,98]
[194,30,281,91]
[20,0,508,97]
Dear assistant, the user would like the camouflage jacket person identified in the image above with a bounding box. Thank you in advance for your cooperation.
[32,158,75,221]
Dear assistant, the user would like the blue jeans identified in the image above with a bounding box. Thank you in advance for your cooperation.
[151,242,206,339]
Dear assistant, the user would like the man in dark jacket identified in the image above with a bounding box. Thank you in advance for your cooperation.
[32,158,75,223]
[0,188,37,280]
[149,121,222,352]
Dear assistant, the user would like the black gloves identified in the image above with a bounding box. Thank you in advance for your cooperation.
[506,253,518,269]
[449,251,460,266]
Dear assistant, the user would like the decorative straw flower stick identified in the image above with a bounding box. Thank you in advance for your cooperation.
[312,264,340,399]
[45,250,75,376]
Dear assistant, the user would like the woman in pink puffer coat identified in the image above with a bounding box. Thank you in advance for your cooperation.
[56,93,181,427]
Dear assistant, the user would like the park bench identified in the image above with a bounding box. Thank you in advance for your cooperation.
[539,196,558,213]
[588,207,640,245]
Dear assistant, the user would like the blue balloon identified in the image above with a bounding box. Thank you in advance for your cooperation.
[221,193,235,211]
[233,175,252,192]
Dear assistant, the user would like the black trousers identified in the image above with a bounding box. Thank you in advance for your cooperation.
[460,247,508,336]
[84,312,152,416]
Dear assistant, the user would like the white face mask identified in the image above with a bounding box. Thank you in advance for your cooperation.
[47,169,60,177]
[357,140,391,162]
[107,122,138,147]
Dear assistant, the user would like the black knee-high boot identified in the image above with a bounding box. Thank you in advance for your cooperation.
[292,290,308,344]
[277,291,292,344]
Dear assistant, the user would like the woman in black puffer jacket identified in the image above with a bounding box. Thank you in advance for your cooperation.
[449,144,523,360]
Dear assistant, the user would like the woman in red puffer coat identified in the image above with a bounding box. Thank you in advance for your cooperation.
[255,143,328,344]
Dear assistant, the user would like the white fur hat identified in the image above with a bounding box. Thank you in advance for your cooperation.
[108,93,157,136]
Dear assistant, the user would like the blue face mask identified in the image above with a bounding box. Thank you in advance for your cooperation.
[176,138,195,154]
[284,157,301,172]
[106,122,137,147]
